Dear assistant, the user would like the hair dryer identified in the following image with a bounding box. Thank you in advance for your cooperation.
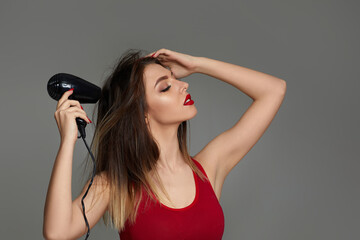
[47,73,101,138]
[47,73,101,240]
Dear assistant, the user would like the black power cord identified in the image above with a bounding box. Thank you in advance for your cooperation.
[77,119,97,240]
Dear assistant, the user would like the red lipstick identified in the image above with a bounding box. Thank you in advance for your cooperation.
[184,93,194,105]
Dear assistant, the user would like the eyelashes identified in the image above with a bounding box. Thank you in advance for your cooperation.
[161,85,171,92]
[159,76,182,93]
[160,79,183,92]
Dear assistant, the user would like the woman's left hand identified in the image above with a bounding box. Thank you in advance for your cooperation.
[145,48,198,79]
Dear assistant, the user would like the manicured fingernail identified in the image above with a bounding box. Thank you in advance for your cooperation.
[87,117,92,123]
[68,88,74,92]
[151,52,156,58]
[81,105,83,110]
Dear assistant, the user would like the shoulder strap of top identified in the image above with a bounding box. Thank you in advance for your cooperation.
[191,157,209,179]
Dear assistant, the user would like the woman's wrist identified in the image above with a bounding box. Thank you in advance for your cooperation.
[192,56,203,74]
[193,56,213,75]
[60,138,76,150]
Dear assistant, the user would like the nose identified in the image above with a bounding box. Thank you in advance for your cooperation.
[181,81,189,92]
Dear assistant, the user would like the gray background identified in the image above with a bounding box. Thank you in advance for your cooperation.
[0,0,359,239]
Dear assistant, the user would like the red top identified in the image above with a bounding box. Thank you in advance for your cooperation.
[119,157,225,240]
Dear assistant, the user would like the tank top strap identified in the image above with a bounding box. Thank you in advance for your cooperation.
[191,156,210,181]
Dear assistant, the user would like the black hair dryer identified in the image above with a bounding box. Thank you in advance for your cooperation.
[47,73,101,139]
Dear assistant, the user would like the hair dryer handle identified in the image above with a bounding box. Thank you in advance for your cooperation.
[76,117,87,138]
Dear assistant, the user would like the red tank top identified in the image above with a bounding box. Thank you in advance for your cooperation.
[119,157,225,240]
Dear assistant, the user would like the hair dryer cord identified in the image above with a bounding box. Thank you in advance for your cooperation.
[78,133,96,240]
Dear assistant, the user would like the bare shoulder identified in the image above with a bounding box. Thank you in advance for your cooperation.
[73,171,110,211]
[96,171,110,186]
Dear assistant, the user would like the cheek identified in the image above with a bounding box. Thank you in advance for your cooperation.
[148,96,181,120]
[152,96,175,113]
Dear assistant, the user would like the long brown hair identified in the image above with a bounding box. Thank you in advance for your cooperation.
[80,48,207,231]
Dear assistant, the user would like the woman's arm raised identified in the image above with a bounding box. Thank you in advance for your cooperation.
[192,56,286,198]
[194,56,286,101]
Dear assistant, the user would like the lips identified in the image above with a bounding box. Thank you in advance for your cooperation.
[183,93,194,105]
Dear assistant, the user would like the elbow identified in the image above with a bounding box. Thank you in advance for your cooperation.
[43,234,69,240]
[43,231,54,240]
[274,79,286,97]
[43,214,73,240]
[279,79,287,95]
[43,228,69,240]
[43,228,56,240]
[43,221,55,240]
[43,223,51,240]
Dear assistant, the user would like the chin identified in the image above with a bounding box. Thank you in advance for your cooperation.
[185,107,198,120]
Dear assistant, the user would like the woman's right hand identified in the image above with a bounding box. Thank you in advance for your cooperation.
[145,48,198,79]
[54,88,91,144]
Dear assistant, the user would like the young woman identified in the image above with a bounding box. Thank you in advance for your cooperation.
[43,48,286,240]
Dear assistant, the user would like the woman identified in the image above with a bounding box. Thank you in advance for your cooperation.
[43,48,286,240]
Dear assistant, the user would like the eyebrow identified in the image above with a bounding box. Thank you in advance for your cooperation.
[154,71,173,88]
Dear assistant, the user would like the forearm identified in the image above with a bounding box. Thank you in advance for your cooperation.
[43,140,75,237]
[194,56,286,100]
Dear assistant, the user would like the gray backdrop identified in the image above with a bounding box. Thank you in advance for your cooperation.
[1,0,359,239]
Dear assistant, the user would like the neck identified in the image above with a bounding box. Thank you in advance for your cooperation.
[148,122,187,172]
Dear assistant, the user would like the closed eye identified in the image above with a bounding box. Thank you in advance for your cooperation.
[161,85,171,92]
[160,70,180,92]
